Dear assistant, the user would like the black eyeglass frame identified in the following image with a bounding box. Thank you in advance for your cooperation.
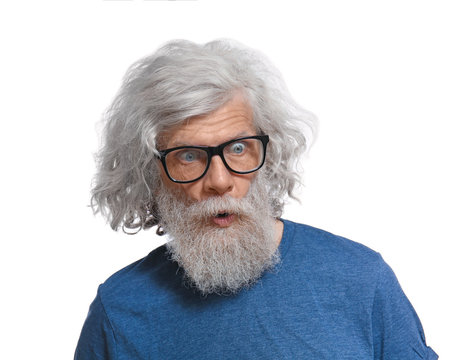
[157,135,270,184]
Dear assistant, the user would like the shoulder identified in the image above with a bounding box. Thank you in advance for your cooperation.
[282,219,384,269]
[97,244,180,308]
[282,222,438,358]
[75,246,178,358]
[280,219,391,303]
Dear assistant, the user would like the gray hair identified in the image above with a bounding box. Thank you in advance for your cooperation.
[91,39,317,233]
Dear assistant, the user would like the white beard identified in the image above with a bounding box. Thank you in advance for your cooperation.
[155,175,280,295]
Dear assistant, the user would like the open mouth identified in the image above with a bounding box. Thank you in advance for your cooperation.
[212,212,235,227]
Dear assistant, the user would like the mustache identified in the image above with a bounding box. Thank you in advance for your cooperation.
[184,195,256,219]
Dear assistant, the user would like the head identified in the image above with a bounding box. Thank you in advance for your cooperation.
[91,39,317,294]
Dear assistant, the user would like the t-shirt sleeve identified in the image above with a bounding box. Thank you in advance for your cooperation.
[371,256,438,359]
[74,288,118,360]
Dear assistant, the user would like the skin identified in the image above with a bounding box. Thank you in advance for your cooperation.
[159,93,284,246]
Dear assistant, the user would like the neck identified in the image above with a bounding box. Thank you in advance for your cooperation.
[274,219,284,248]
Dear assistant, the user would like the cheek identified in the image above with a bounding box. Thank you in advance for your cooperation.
[158,166,194,198]
[162,179,200,200]
[232,174,256,198]
[180,182,204,201]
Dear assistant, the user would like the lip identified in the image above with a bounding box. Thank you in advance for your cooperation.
[212,213,236,227]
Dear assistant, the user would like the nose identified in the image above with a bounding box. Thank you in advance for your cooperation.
[203,155,234,196]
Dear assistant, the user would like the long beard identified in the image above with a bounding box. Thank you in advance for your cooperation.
[155,175,280,295]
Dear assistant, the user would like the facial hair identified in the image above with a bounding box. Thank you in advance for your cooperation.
[155,175,280,295]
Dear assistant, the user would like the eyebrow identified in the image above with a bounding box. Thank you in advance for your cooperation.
[169,131,255,148]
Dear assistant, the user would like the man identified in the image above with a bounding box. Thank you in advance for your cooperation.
[75,39,437,359]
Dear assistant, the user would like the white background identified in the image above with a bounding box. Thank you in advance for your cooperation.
[1,0,466,358]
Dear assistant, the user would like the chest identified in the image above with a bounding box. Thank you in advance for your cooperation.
[114,280,375,359]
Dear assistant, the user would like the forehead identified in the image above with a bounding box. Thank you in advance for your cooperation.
[162,94,256,148]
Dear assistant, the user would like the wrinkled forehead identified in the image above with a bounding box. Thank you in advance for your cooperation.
[158,93,257,149]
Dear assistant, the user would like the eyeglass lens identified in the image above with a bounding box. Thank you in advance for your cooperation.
[165,138,264,182]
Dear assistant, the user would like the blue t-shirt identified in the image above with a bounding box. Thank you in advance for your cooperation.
[75,220,438,359]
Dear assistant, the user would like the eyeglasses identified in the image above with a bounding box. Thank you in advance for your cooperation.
[157,135,269,183]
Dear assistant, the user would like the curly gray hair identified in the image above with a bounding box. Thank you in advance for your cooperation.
[91,39,317,233]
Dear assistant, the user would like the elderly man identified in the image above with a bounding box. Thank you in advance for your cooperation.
[75,40,437,359]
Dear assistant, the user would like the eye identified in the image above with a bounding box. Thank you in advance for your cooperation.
[177,150,201,163]
[229,142,246,154]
